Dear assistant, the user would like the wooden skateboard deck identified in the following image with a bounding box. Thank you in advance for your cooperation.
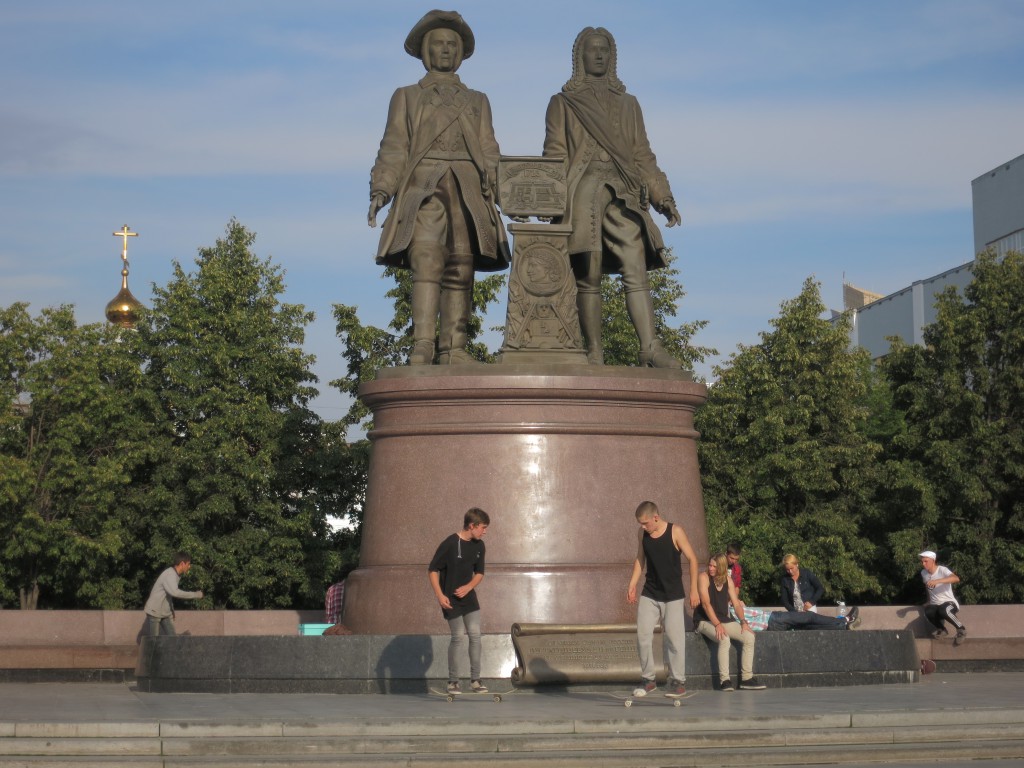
[920,659,937,675]
[609,690,697,708]
[429,687,508,702]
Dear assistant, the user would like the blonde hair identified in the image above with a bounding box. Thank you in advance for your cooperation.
[710,553,729,588]
[781,553,799,568]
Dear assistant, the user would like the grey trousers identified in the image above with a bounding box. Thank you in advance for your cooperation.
[447,610,482,682]
[636,595,687,684]
[146,615,176,637]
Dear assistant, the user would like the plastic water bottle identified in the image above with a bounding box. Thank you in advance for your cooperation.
[837,601,847,618]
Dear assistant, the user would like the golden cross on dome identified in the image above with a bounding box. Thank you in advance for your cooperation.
[113,225,138,264]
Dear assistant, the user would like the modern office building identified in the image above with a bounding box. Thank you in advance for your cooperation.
[841,153,1023,360]
[973,153,1024,258]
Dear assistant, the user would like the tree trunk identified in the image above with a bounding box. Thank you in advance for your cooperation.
[19,582,39,610]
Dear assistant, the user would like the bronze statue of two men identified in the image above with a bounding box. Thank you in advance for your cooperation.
[368,11,683,369]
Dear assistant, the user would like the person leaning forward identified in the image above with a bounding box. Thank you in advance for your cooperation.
[627,501,699,698]
[143,551,203,637]
[368,9,510,366]
[779,553,824,613]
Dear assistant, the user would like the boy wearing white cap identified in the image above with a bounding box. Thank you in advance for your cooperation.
[919,550,966,646]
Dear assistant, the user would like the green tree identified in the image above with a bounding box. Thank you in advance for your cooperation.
[0,303,151,608]
[136,220,332,608]
[852,355,937,603]
[697,277,882,606]
[882,251,1024,603]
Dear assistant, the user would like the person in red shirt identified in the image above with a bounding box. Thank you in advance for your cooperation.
[726,542,743,593]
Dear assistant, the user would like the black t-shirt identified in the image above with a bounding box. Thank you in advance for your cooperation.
[428,532,486,619]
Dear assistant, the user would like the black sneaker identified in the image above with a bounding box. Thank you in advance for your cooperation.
[632,680,657,697]
[446,681,461,695]
[470,680,488,693]
[954,628,967,646]
[719,678,734,692]
[845,605,861,629]
[739,677,766,690]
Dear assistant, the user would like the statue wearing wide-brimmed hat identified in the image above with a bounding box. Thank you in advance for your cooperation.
[403,9,476,59]
[368,9,510,365]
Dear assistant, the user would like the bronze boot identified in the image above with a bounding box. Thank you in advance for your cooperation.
[577,288,604,365]
[408,279,439,365]
[626,288,683,369]
[437,287,480,365]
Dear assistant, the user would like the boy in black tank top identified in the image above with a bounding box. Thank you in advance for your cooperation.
[626,501,700,697]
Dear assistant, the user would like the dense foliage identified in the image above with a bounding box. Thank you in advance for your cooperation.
[699,257,1024,607]
[0,221,358,609]
[880,251,1024,603]
[698,278,881,606]
[0,304,152,608]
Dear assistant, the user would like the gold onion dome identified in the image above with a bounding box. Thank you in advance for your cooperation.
[105,274,144,328]
[106,224,144,328]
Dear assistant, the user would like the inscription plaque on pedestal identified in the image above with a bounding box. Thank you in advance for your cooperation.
[511,622,665,685]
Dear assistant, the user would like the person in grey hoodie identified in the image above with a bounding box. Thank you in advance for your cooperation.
[143,552,203,636]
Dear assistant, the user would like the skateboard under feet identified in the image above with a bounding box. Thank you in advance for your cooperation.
[429,687,508,703]
[609,690,698,708]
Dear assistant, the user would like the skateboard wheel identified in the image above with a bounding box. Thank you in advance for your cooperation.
[673,699,682,707]
[446,695,454,702]
[624,699,632,708]
[493,694,502,702]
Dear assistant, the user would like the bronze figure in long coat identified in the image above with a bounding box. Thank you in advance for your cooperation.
[543,27,683,368]
[368,10,509,365]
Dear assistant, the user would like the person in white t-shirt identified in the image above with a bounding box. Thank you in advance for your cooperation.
[919,550,966,646]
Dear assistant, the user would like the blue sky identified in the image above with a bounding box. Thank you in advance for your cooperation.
[3,1,1023,420]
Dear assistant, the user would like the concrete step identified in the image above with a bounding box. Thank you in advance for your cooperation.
[2,718,1024,766]
[4,740,1024,767]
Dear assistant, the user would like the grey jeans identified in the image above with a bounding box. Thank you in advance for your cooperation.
[146,615,176,637]
[447,610,482,682]
[636,595,687,684]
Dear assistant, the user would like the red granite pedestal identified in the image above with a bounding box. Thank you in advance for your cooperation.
[342,365,709,635]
